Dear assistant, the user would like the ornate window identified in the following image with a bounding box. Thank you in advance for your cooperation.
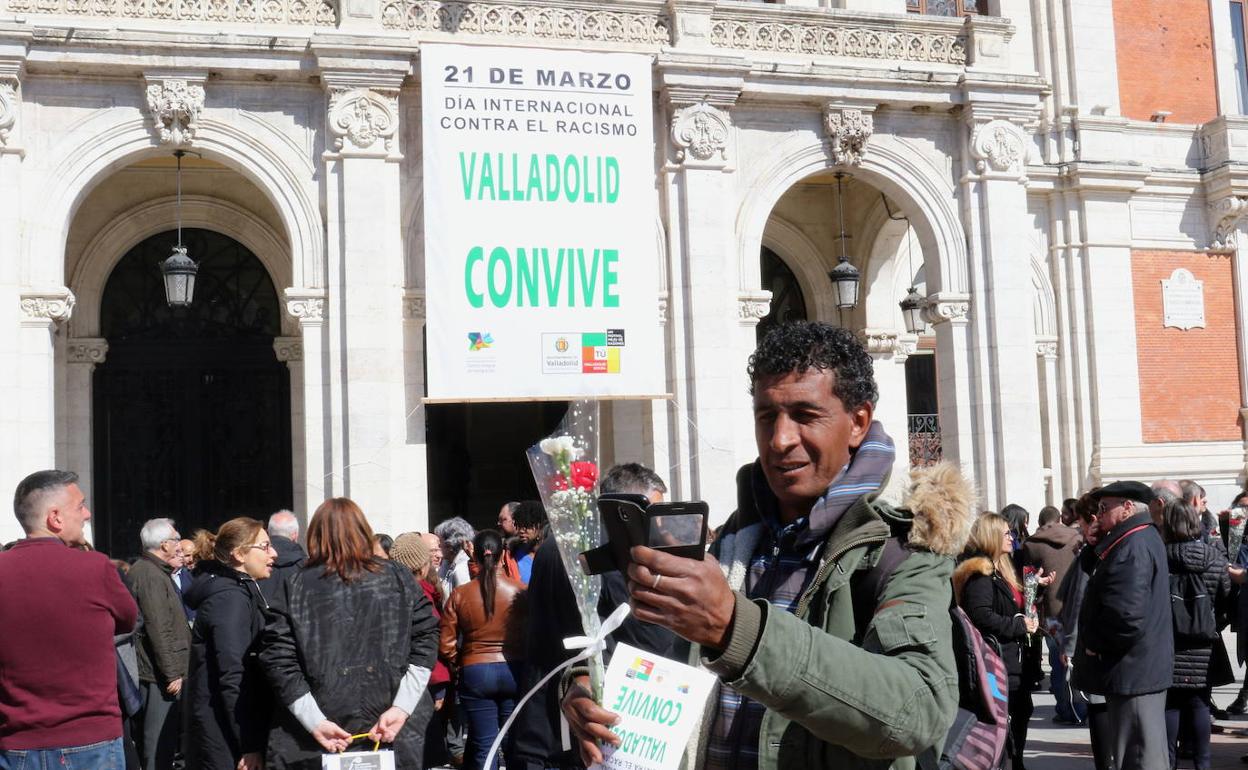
[906,0,984,15]
[757,247,808,341]
[1233,2,1248,112]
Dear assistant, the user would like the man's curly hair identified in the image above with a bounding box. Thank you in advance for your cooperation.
[747,321,878,409]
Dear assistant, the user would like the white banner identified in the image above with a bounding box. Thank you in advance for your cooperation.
[591,643,717,770]
[421,44,663,401]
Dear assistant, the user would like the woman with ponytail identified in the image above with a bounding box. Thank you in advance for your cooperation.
[439,529,528,770]
[183,518,276,770]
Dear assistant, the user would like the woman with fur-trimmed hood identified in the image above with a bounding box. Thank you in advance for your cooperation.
[954,513,1041,770]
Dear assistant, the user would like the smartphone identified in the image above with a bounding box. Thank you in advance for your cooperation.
[578,493,709,575]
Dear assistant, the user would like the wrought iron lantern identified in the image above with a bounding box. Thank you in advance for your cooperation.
[160,150,198,307]
[899,221,926,335]
[900,287,926,335]
[827,172,860,310]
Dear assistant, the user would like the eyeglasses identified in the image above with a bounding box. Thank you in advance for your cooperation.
[1097,499,1126,515]
[244,542,275,553]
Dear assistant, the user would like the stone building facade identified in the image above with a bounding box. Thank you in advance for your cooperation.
[0,0,1245,549]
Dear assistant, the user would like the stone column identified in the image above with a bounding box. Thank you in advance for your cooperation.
[960,114,1046,511]
[0,45,27,545]
[925,293,975,486]
[274,335,307,521]
[402,289,429,532]
[659,63,748,519]
[16,290,74,481]
[285,289,329,515]
[318,63,414,534]
[1069,168,1147,483]
[861,329,914,504]
[64,338,107,510]
[1226,219,1248,476]
[1035,336,1062,504]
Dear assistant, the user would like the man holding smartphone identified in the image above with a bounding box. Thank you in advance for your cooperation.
[563,321,967,770]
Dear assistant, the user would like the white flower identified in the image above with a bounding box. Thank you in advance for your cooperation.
[556,435,580,458]
[539,438,562,456]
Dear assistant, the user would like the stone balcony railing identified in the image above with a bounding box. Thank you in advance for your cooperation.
[6,0,336,25]
[2,0,996,72]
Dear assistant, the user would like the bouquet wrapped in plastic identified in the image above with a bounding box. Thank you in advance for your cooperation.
[1022,566,1040,629]
[526,400,606,698]
[1229,508,1247,562]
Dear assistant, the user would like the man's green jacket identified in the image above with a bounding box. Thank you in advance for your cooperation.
[687,463,970,770]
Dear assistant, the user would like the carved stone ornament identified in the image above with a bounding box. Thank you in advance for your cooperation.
[403,291,427,321]
[285,294,325,322]
[329,88,399,153]
[379,2,670,45]
[710,16,966,65]
[1035,338,1058,358]
[737,291,772,324]
[922,297,969,325]
[145,78,205,147]
[671,102,730,165]
[658,293,669,326]
[0,76,18,147]
[824,107,873,167]
[20,289,76,326]
[10,0,335,24]
[273,337,303,363]
[969,119,1026,176]
[67,338,109,365]
[860,329,899,355]
[1209,196,1248,253]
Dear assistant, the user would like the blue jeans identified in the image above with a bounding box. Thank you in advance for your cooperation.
[1047,633,1086,722]
[0,737,125,770]
[459,661,520,770]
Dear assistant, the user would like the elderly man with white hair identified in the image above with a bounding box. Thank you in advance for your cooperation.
[258,509,307,598]
[129,517,192,770]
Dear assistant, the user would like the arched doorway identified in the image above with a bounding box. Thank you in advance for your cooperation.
[92,228,292,557]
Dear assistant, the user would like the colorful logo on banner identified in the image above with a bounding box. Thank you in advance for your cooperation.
[543,330,624,374]
[626,657,654,682]
[467,332,494,351]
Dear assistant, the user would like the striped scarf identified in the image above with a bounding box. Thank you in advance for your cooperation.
[703,421,896,770]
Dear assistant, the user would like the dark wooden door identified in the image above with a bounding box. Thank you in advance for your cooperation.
[92,229,292,558]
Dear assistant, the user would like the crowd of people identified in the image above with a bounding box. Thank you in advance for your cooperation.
[5,320,1248,770]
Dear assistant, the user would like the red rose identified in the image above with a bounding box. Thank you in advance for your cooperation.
[551,476,569,491]
[570,461,599,491]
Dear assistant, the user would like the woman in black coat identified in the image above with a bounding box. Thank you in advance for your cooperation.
[184,518,277,770]
[954,513,1043,770]
[1163,499,1233,770]
[261,498,440,770]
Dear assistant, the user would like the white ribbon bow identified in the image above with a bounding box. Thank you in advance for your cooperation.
[482,603,632,770]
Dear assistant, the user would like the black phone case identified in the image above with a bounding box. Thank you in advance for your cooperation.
[579,493,707,575]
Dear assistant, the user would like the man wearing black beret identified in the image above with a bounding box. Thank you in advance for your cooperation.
[1072,480,1173,770]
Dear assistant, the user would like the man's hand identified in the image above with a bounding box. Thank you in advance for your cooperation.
[561,676,621,766]
[625,546,736,650]
[237,752,263,770]
[1230,565,1246,585]
[368,706,409,744]
[166,677,182,696]
[310,720,352,753]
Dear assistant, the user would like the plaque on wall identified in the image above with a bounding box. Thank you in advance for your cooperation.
[1161,268,1206,330]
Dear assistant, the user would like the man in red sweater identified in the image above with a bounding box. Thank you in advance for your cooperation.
[0,470,138,768]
